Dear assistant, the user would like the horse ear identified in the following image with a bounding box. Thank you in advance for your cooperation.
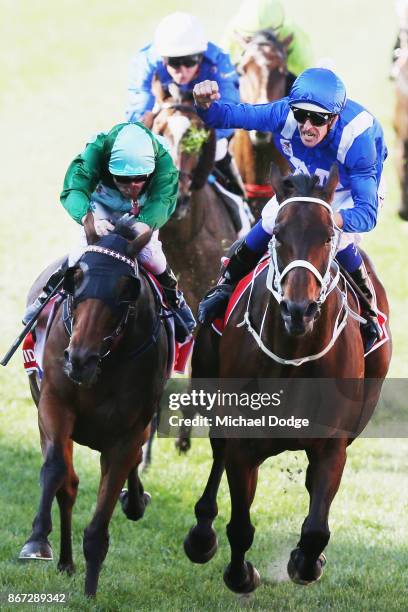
[83,211,99,245]
[126,229,154,260]
[321,164,339,203]
[269,163,286,203]
[152,74,167,104]
[280,33,294,50]
[233,29,252,49]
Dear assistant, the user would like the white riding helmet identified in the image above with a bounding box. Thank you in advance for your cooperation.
[154,12,208,57]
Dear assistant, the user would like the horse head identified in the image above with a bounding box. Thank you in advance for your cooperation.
[63,213,152,386]
[268,163,339,336]
[237,28,292,106]
[152,84,216,219]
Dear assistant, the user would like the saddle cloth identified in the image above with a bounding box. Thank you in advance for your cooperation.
[211,258,389,358]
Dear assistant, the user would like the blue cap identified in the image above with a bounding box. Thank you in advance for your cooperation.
[109,124,155,176]
[289,68,347,114]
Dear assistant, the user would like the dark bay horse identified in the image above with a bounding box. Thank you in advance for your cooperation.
[152,86,239,315]
[19,214,169,597]
[184,166,392,594]
[231,29,292,218]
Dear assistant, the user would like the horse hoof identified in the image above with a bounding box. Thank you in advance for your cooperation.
[223,561,261,594]
[120,489,151,521]
[19,540,53,561]
[183,526,218,564]
[287,547,326,585]
[175,437,191,454]
[57,561,76,576]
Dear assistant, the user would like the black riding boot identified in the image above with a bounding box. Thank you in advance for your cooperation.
[156,266,196,343]
[214,152,246,198]
[350,263,383,352]
[197,241,261,325]
[22,260,68,325]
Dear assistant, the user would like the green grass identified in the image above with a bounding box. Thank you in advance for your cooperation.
[0,0,407,610]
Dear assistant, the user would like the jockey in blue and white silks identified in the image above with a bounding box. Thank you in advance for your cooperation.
[193,68,387,351]
[126,12,244,196]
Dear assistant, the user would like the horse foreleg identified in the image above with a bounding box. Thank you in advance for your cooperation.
[184,437,225,563]
[120,448,151,521]
[287,439,347,585]
[55,439,79,575]
[83,441,140,598]
[223,445,260,594]
[19,398,74,563]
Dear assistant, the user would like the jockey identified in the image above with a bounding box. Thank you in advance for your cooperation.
[222,0,314,83]
[23,122,196,342]
[126,11,244,197]
[193,68,387,352]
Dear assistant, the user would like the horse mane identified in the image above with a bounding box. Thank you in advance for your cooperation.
[113,215,139,240]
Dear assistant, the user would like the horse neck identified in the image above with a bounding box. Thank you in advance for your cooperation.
[267,68,287,102]
[126,275,158,343]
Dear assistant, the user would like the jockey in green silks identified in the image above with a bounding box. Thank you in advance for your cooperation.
[23,122,196,342]
[221,0,314,79]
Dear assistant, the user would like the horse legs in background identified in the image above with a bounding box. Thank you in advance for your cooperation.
[56,439,79,575]
[287,440,347,585]
[83,440,144,597]
[184,437,225,563]
[141,414,157,471]
[19,401,75,564]
[120,456,151,520]
[223,446,261,594]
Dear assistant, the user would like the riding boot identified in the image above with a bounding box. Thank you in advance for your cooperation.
[155,266,196,343]
[198,241,261,325]
[214,152,246,198]
[349,263,383,352]
[22,260,68,325]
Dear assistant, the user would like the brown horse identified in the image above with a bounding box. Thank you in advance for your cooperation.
[231,29,292,218]
[19,215,169,597]
[152,86,239,315]
[394,46,408,220]
[184,166,392,594]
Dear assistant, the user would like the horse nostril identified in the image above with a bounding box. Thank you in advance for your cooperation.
[64,349,70,363]
[305,301,319,318]
[280,300,290,316]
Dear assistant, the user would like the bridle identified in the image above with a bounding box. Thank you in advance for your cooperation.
[267,197,341,306]
[64,245,162,362]
[237,196,365,365]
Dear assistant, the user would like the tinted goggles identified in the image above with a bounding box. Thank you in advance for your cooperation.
[113,174,149,185]
[166,54,202,68]
[291,107,334,127]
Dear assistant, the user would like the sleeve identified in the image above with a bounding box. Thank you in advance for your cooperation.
[60,132,107,224]
[137,145,179,229]
[196,99,286,134]
[339,137,379,233]
[126,47,157,123]
[213,53,241,140]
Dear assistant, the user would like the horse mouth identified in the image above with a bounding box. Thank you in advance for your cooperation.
[63,355,101,388]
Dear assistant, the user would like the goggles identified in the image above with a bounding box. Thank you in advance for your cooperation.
[166,54,202,68]
[291,107,335,127]
[113,174,149,185]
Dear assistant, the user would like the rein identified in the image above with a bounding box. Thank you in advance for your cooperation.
[237,196,365,366]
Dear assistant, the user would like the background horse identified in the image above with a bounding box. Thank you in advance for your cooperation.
[184,166,392,594]
[394,41,408,220]
[19,215,169,597]
[231,29,292,219]
[152,86,239,315]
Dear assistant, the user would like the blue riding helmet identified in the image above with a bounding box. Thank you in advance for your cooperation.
[109,124,155,176]
[289,68,347,115]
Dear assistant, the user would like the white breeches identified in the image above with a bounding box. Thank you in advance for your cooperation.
[68,200,167,274]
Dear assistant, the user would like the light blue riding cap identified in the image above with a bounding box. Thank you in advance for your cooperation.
[109,124,155,176]
[289,68,347,114]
